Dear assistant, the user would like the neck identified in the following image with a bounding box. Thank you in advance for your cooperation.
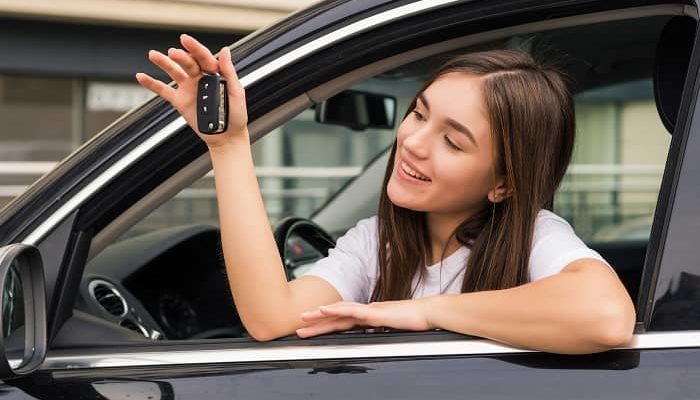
[426,211,469,264]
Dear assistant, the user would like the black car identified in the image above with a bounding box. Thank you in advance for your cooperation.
[1,0,699,398]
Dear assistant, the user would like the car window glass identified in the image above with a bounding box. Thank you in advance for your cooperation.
[84,75,421,341]
[554,79,671,244]
[115,76,421,240]
[81,14,678,344]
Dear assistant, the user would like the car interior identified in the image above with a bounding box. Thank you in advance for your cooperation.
[49,9,696,346]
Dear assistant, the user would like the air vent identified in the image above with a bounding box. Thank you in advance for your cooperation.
[88,280,127,317]
[120,318,149,338]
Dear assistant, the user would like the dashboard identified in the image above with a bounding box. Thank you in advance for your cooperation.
[77,225,242,341]
[73,224,325,343]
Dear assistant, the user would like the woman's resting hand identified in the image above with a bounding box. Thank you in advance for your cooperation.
[297,300,433,338]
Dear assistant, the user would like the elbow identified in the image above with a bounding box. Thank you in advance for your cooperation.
[592,299,636,349]
[245,323,286,342]
[248,328,279,342]
[243,318,296,342]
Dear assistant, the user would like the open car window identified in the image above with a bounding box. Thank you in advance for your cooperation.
[556,79,670,243]
[113,75,421,240]
[75,13,683,344]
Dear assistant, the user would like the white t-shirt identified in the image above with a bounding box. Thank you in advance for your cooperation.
[303,210,609,303]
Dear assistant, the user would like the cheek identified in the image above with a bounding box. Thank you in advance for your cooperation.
[434,157,494,201]
[395,119,412,145]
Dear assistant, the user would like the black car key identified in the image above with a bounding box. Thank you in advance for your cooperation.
[196,74,228,134]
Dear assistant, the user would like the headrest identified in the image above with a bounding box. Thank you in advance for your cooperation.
[654,16,696,134]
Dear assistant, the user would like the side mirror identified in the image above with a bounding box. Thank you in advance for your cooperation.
[0,244,46,379]
[315,90,396,131]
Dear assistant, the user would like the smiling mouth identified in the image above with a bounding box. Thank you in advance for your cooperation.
[400,161,431,182]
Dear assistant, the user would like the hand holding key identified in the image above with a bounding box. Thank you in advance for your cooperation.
[136,34,248,148]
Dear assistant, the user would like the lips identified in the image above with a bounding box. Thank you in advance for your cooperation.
[399,158,431,182]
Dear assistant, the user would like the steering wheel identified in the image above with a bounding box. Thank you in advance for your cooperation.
[273,217,336,281]
[189,218,334,340]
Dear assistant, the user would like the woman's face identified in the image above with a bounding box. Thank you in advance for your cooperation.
[387,72,500,219]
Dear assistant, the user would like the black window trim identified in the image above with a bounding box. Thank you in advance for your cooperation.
[639,0,700,329]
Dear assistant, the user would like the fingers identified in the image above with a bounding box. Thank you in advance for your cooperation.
[320,303,370,321]
[218,47,240,84]
[301,302,356,322]
[180,34,219,73]
[168,48,201,77]
[296,317,358,338]
[147,50,188,83]
[301,303,372,329]
[135,72,176,103]
[300,309,326,322]
[218,46,246,95]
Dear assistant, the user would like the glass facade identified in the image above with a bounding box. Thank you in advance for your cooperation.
[556,79,671,242]
[0,74,151,209]
[0,16,237,210]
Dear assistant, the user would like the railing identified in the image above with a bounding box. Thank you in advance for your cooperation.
[1,162,664,241]
[0,162,361,201]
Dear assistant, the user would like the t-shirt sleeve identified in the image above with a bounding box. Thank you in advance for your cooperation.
[528,211,612,281]
[301,217,377,303]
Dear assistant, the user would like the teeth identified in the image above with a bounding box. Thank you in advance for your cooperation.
[401,161,431,181]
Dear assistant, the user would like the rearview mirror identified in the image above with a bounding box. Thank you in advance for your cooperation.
[0,244,46,379]
[315,90,396,131]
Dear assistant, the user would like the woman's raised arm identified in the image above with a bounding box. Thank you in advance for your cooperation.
[136,34,342,341]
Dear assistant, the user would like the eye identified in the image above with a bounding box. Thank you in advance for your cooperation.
[444,136,461,151]
[411,110,425,121]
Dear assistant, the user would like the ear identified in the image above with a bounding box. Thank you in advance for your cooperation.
[487,178,512,204]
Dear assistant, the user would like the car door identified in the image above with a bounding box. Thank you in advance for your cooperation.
[1,1,700,399]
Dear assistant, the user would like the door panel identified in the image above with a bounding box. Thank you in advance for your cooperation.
[3,348,699,399]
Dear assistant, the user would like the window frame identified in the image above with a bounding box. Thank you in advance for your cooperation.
[642,7,700,331]
[11,1,699,372]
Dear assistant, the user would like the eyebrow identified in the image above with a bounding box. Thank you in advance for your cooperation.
[417,93,478,147]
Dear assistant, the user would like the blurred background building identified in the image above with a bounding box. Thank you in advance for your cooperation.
[0,0,315,207]
[0,1,670,243]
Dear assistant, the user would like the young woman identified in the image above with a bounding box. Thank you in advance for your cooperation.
[136,34,636,354]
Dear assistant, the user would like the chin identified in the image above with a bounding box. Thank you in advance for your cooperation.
[386,181,424,211]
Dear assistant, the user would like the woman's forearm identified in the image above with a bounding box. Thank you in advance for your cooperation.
[420,259,636,354]
[136,36,321,340]
[208,135,294,339]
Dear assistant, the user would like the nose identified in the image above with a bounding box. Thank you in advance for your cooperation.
[402,123,432,159]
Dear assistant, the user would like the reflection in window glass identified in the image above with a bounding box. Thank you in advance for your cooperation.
[554,79,671,242]
[252,108,395,224]
[117,76,418,240]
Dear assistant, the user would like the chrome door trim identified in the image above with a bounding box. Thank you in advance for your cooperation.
[23,117,185,245]
[240,0,463,86]
[19,0,463,245]
[41,331,700,370]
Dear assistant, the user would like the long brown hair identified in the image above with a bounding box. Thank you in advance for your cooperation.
[371,50,575,301]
